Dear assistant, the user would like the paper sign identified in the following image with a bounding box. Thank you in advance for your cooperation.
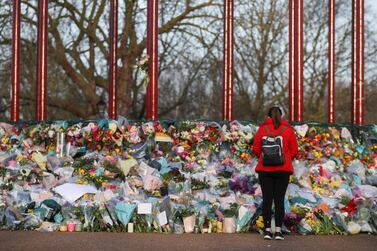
[54,183,98,203]
[31,152,47,170]
[158,211,168,226]
[119,159,138,176]
[137,203,152,214]
[294,124,309,137]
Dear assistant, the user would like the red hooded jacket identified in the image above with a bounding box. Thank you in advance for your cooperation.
[253,117,298,174]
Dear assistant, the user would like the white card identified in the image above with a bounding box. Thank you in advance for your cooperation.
[158,211,168,226]
[137,203,152,214]
[294,124,309,137]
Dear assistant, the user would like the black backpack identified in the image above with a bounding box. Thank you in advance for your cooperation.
[261,125,287,166]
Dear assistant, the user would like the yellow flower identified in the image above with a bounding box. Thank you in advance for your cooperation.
[313,150,322,158]
[312,185,325,195]
[78,169,85,176]
[256,216,264,229]
[1,137,9,144]
[306,219,321,229]
[291,206,298,214]
[330,179,340,188]
[101,181,107,187]
[319,177,328,185]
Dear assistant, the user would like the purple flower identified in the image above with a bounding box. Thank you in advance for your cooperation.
[229,175,256,194]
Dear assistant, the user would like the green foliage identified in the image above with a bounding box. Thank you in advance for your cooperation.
[313,210,343,235]
[191,178,210,190]
[72,157,95,170]
[181,206,195,218]
[222,203,238,218]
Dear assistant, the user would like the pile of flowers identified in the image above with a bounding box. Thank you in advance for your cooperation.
[0,120,376,234]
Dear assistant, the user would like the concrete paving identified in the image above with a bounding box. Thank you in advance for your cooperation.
[0,231,376,251]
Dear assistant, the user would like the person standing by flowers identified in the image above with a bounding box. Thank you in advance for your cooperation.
[253,106,298,240]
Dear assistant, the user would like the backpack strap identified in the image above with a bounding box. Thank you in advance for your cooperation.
[264,125,273,137]
[264,125,288,137]
[277,126,288,136]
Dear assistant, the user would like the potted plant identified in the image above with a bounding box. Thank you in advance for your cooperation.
[222,203,238,233]
[181,206,196,233]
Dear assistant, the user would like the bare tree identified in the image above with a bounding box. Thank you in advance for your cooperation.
[0,0,219,120]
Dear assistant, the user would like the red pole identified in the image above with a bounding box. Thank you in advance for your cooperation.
[289,0,295,121]
[289,0,304,122]
[296,0,304,122]
[360,0,364,125]
[36,0,48,121]
[11,0,21,122]
[146,0,158,120]
[328,0,335,123]
[223,0,234,121]
[108,0,118,119]
[352,0,364,125]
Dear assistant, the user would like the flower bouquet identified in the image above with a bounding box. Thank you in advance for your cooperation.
[191,178,209,191]
[222,203,238,233]
[181,206,196,233]
[308,209,343,235]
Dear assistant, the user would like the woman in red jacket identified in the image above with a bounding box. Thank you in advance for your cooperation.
[253,106,298,240]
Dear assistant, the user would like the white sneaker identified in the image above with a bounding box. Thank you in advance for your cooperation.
[274,231,284,240]
[263,231,273,240]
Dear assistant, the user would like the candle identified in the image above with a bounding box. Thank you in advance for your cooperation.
[75,223,83,232]
[66,142,71,157]
[59,225,67,232]
[67,223,76,232]
[217,221,223,233]
[56,132,65,157]
[127,223,134,233]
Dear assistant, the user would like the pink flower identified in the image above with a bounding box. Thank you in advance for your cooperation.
[143,175,162,192]
[8,160,17,167]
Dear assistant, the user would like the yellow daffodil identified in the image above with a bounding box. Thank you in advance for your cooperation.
[256,216,264,229]
[330,179,340,188]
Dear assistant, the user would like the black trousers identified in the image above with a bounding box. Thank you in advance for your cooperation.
[258,171,290,228]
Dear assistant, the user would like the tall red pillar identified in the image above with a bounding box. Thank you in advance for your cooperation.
[36,0,48,120]
[289,0,304,122]
[328,0,335,123]
[223,0,234,121]
[146,0,158,120]
[352,0,364,125]
[108,0,118,119]
[11,0,21,122]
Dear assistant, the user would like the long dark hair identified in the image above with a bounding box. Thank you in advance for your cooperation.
[268,106,282,129]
